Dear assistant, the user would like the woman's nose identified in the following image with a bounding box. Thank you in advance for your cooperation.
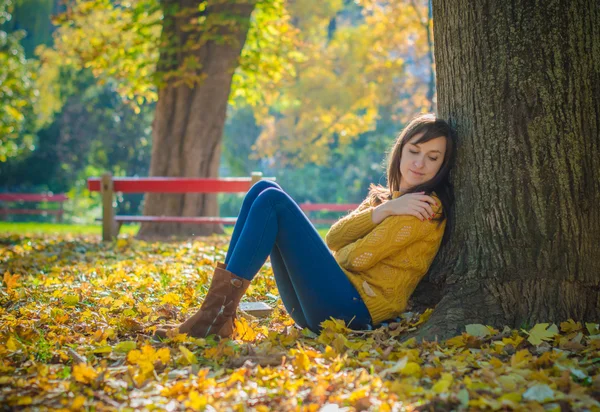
[414,158,424,168]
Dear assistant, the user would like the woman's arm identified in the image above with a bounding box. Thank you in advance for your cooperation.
[335,214,440,272]
[325,200,378,252]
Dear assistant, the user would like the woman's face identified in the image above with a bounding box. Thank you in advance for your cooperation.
[399,133,447,191]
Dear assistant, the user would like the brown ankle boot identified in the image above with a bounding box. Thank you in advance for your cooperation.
[154,264,250,340]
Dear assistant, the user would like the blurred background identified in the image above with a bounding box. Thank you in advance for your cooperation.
[0,0,436,230]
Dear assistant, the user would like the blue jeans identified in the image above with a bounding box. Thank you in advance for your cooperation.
[224,180,373,333]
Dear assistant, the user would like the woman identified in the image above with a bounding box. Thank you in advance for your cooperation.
[154,113,456,339]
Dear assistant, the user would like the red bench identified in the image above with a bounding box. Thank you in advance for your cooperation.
[0,193,69,222]
[87,172,273,241]
[87,173,360,240]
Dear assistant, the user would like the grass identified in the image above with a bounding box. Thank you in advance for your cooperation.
[0,222,140,236]
[0,221,330,238]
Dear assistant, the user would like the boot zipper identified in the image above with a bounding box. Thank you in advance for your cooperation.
[205,295,227,337]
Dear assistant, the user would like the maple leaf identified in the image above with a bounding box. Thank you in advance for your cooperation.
[560,319,582,333]
[3,272,20,293]
[527,323,559,345]
[233,317,258,342]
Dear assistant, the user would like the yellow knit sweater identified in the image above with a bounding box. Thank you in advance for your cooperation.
[325,191,445,325]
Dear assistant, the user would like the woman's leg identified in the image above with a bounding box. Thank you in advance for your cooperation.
[226,180,309,327]
[226,188,372,333]
[269,244,309,328]
[225,180,282,264]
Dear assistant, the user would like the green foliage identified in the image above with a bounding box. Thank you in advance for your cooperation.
[42,0,300,108]
[0,69,154,222]
[0,0,38,162]
[1,0,56,57]
[253,0,435,165]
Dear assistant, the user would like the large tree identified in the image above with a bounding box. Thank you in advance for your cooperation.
[410,0,600,341]
[40,0,301,236]
[137,0,257,237]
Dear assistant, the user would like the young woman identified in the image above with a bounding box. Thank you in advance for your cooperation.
[154,113,456,339]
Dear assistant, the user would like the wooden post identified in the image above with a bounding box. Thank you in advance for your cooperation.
[57,200,64,223]
[250,171,263,185]
[101,173,115,241]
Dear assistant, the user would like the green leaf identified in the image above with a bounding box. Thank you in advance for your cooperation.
[465,324,492,338]
[457,388,469,407]
[114,341,137,353]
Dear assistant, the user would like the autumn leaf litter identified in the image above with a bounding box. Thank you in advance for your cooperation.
[1,233,599,410]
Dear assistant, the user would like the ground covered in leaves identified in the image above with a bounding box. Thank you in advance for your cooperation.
[1,233,599,411]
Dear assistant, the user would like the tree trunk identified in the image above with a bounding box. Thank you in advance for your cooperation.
[137,0,256,239]
[410,0,600,341]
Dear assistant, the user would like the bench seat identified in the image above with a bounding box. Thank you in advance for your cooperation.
[96,216,238,224]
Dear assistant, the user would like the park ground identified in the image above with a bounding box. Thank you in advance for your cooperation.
[0,224,599,410]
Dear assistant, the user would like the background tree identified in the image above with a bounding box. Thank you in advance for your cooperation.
[410,0,600,341]
[0,0,38,162]
[44,0,299,237]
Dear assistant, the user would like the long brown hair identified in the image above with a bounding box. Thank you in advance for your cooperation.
[366,113,457,244]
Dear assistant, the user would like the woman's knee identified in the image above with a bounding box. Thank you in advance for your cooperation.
[244,180,282,205]
[250,179,281,193]
[253,187,294,208]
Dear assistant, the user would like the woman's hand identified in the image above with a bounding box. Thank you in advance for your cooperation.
[371,192,438,224]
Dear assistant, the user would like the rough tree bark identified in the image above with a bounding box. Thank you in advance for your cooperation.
[409,0,600,341]
[137,0,256,239]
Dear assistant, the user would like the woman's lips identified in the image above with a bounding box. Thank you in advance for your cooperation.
[410,169,425,176]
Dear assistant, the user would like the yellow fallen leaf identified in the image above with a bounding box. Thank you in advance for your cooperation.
[160,293,180,305]
[527,323,559,345]
[3,272,20,292]
[63,294,80,306]
[510,349,532,368]
[90,346,112,354]
[178,345,198,365]
[560,319,582,333]
[71,395,86,409]
[73,363,98,385]
[445,335,466,347]
[489,357,504,369]
[498,373,526,391]
[227,368,246,385]
[6,336,19,351]
[185,390,208,411]
[432,372,453,393]
[293,350,311,372]
[15,396,32,405]
[402,362,422,377]
[413,308,433,326]
[234,317,257,342]
[496,389,520,403]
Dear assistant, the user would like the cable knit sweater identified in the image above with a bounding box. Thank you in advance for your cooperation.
[325,191,445,325]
